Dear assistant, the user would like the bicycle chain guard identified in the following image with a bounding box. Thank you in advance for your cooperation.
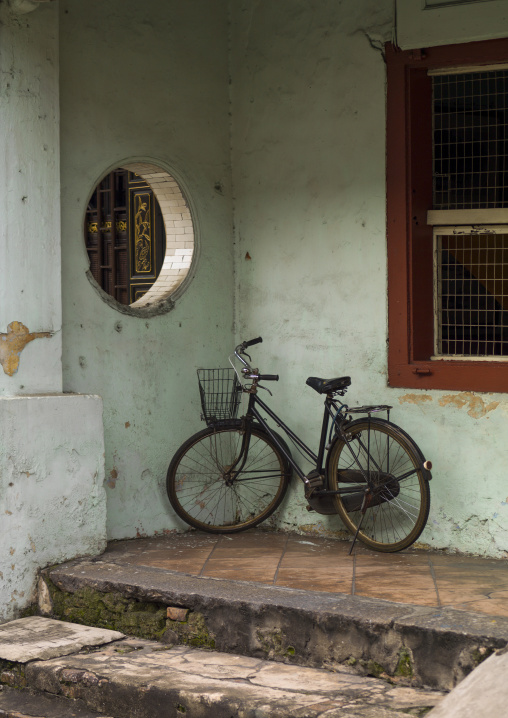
[302,470,321,497]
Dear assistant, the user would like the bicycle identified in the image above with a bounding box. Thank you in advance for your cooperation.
[166,337,433,552]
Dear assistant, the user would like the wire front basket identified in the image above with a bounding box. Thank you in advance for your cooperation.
[197,368,242,425]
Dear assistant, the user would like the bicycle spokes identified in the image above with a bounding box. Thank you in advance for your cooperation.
[167,426,290,532]
[329,419,430,552]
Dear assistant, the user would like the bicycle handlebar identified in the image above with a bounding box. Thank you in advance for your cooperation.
[233,337,279,383]
[244,336,263,347]
[242,371,280,383]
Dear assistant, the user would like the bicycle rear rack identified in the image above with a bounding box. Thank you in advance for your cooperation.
[346,404,392,420]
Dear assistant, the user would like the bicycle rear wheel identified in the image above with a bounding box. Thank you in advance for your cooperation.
[167,423,291,533]
[327,418,430,552]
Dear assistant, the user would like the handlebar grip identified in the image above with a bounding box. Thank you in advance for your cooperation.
[244,336,263,347]
[259,374,279,381]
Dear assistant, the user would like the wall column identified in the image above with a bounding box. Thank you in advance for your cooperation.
[0,0,62,394]
[0,0,107,623]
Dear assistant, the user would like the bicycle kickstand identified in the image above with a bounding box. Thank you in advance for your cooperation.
[348,490,370,556]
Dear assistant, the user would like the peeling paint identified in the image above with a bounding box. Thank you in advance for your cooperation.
[399,394,433,406]
[438,392,500,419]
[0,321,51,376]
[296,524,350,541]
[0,394,106,623]
[107,468,118,489]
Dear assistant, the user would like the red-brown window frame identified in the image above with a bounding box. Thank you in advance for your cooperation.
[386,38,508,393]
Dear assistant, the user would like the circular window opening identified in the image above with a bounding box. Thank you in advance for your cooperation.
[84,162,195,308]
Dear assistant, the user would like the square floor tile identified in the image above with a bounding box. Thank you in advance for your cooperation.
[100,531,507,617]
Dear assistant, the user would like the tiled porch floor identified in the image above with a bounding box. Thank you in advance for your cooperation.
[103,530,508,618]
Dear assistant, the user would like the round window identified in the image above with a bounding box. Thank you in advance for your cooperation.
[84,162,195,308]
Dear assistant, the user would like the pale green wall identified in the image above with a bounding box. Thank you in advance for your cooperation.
[60,0,234,539]
[230,0,508,557]
[60,0,508,556]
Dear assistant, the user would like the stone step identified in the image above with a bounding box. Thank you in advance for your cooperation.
[42,556,508,692]
[0,618,118,717]
[0,618,445,718]
[0,687,113,718]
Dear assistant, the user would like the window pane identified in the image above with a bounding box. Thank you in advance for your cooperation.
[436,232,508,356]
[432,70,508,209]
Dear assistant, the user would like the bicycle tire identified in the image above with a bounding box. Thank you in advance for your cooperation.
[167,422,291,533]
[326,418,430,552]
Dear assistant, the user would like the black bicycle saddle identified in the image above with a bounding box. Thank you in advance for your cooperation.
[306,376,351,394]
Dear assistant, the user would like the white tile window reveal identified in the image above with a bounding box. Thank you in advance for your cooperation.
[126,162,195,309]
[85,161,195,310]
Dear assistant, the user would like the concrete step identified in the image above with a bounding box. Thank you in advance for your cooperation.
[42,556,508,692]
[0,618,445,718]
[427,644,508,718]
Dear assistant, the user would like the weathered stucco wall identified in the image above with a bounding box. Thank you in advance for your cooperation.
[0,0,107,624]
[59,0,234,539]
[0,395,106,623]
[0,0,62,395]
[230,0,508,557]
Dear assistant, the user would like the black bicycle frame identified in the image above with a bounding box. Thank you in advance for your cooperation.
[249,393,319,484]
[229,390,367,493]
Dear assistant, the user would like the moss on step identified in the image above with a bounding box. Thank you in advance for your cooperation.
[0,660,26,689]
[256,628,296,661]
[42,576,215,647]
[395,647,414,678]
[165,612,215,649]
[471,645,493,667]
[20,604,39,618]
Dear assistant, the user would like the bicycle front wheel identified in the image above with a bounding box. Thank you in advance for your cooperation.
[327,418,430,552]
[167,423,291,533]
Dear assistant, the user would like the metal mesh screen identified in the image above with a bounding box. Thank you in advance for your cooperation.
[436,231,508,356]
[433,70,508,209]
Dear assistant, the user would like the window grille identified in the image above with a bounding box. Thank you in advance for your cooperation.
[435,228,508,357]
[433,69,508,209]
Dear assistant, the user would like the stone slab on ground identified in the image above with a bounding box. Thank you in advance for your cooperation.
[22,636,444,718]
[0,687,113,718]
[0,618,124,662]
[428,645,508,718]
[46,557,508,690]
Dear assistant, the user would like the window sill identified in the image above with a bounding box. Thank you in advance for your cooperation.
[389,360,508,393]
